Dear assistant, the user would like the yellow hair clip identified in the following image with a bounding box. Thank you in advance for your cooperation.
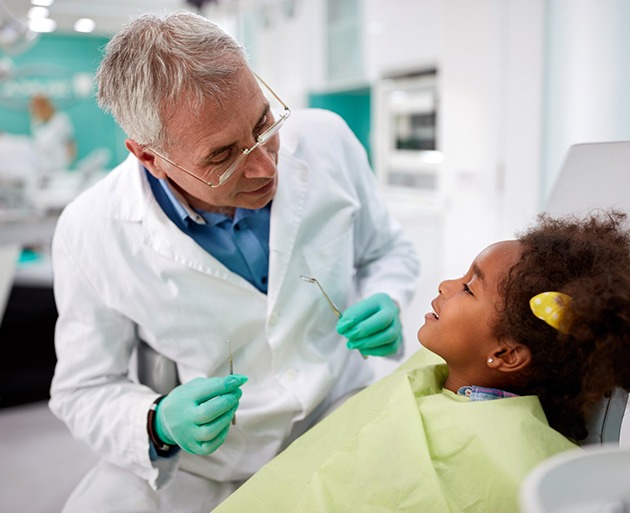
[529,291,573,335]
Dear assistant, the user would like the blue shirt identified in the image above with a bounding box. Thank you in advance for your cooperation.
[146,169,271,294]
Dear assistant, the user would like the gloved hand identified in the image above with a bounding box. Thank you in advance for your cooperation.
[155,374,248,455]
[336,293,402,357]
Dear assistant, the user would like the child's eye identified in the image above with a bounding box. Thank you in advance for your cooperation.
[463,283,474,296]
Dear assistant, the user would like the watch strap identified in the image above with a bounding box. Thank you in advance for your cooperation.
[147,395,177,457]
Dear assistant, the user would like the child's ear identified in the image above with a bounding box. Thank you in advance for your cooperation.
[486,341,531,373]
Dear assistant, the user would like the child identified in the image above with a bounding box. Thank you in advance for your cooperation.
[214,210,630,513]
[420,209,630,442]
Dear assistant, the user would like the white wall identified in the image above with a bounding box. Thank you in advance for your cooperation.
[362,0,443,80]
[542,0,630,204]
[440,0,545,276]
[501,0,546,237]
[207,0,326,108]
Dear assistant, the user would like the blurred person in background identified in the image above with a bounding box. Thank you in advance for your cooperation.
[30,93,76,174]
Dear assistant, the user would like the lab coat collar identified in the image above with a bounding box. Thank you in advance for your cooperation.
[105,153,152,223]
[267,146,308,308]
[278,115,299,155]
[103,154,244,286]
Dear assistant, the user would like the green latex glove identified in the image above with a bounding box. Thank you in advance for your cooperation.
[336,293,402,357]
[155,374,248,455]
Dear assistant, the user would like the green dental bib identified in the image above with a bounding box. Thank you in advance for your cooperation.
[215,349,577,513]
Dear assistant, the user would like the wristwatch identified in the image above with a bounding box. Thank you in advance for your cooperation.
[147,396,177,457]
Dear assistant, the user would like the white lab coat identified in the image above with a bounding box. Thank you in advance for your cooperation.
[49,109,419,493]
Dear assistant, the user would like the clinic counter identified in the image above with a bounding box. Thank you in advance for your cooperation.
[0,211,59,408]
[0,210,59,246]
[0,211,58,287]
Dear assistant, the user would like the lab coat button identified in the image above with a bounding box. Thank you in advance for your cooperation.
[269,312,278,326]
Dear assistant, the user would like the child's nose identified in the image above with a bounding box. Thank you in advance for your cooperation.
[438,278,456,296]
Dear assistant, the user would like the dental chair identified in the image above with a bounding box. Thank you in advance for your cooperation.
[544,140,630,446]
[520,445,630,513]
[545,140,630,219]
[520,141,630,513]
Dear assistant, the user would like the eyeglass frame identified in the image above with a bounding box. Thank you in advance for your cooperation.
[147,73,291,188]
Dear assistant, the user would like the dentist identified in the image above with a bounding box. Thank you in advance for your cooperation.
[49,10,419,513]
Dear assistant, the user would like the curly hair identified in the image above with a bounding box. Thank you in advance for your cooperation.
[492,209,630,441]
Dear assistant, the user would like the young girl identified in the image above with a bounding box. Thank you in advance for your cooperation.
[214,210,630,513]
[420,209,630,442]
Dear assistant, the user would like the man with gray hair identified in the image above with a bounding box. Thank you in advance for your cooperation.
[49,10,419,512]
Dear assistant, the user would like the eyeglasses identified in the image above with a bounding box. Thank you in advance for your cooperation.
[148,74,290,188]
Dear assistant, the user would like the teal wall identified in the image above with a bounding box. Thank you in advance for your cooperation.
[0,33,127,168]
[308,86,372,163]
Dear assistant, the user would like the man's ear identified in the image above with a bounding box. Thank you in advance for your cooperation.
[486,341,531,374]
[125,139,166,179]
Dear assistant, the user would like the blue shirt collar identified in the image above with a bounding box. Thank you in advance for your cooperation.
[156,176,205,225]
[155,174,266,226]
[457,385,519,402]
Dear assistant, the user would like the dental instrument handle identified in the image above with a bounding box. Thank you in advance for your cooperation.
[300,275,342,317]
[299,275,367,359]
[228,340,236,425]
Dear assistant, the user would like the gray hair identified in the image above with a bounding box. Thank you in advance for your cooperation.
[96,10,247,148]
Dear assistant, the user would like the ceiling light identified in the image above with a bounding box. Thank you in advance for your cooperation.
[29,17,56,33]
[27,6,49,19]
[74,18,95,33]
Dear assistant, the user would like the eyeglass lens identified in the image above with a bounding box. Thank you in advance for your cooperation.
[216,110,289,185]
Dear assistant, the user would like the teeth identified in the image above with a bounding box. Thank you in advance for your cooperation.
[433,311,439,319]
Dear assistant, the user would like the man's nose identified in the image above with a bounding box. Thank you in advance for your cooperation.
[242,144,277,178]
